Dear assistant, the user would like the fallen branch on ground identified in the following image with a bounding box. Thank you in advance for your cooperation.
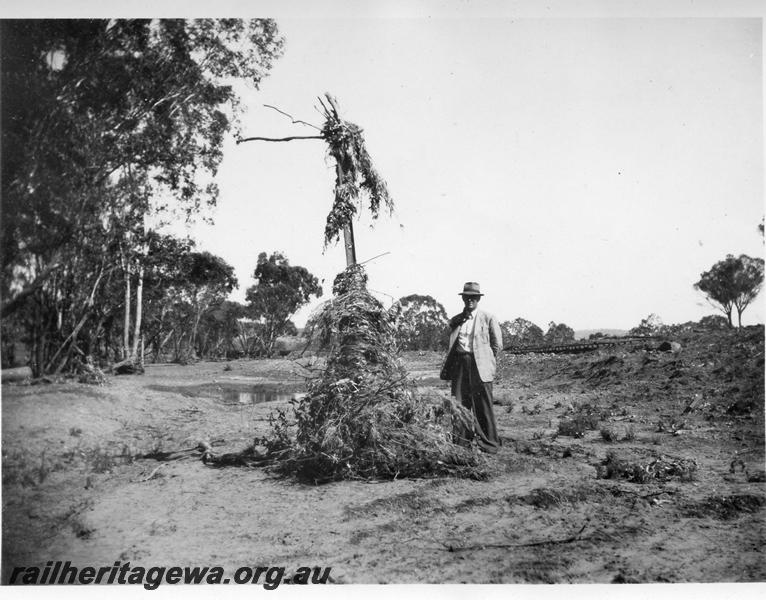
[444,524,589,552]
[135,464,166,482]
[136,439,226,462]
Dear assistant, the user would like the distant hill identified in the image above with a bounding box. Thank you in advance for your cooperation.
[574,329,628,340]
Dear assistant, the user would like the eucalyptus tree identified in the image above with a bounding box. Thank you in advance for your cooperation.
[695,254,764,328]
[544,321,575,345]
[389,294,449,351]
[500,317,545,348]
[1,19,283,374]
[245,252,322,357]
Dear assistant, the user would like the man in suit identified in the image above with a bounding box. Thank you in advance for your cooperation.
[441,282,503,453]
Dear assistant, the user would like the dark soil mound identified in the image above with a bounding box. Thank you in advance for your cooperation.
[681,494,766,520]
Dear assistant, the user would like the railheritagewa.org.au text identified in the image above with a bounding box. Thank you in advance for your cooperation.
[7,561,332,589]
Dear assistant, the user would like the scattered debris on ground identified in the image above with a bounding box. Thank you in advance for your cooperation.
[596,450,698,483]
[2,323,762,583]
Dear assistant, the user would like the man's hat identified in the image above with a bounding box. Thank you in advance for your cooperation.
[459,282,483,296]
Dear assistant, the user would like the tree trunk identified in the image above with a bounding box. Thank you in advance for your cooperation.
[343,222,356,267]
[123,258,131,360]
[32,297,43,378]
[155,328,175,362]
[47,264,105,373]
[131,262,144,358]
[89,315,106,363]
[191,304,202,360]
[333,141,357,267]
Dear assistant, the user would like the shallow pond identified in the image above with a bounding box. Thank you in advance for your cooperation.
[220,386,297,405]
[148,383,303,405]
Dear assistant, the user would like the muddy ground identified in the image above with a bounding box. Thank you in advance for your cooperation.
[2,326,764,585]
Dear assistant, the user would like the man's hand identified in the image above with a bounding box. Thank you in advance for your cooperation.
[450,311,470,328]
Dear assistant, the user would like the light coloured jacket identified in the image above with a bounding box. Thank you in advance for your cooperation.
[446,308,503,382]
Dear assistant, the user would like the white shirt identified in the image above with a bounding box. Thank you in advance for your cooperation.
[456,310,475,353]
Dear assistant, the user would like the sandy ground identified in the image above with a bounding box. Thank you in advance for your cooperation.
[2,332,764,586]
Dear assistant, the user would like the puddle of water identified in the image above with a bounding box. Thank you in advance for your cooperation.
[221,387,296,405]
[149,383,304,404]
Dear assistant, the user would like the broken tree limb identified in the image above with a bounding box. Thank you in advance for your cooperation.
[135,464,166,482]
[137,448,199,461]
[236,135,323,144]
[1,262,62,318]
[358,251,391,266]
[263,104,322,130]
[47,263,107,373]
[136,439,223,462]
[109,357,144,375]
[682,394,706,414]
[445,524,589,552]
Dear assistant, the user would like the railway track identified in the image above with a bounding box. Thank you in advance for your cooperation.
[503,336,664,355]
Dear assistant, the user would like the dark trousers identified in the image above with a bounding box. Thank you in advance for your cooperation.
[451,352,501,453]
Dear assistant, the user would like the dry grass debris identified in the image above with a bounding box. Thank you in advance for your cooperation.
[557,413,599,438]
[681,494,765,520]
[597,450,697,483]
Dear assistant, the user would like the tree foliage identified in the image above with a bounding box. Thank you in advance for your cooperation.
[318,94,393,251]
[95,234,237,363]
[237,93,394,265]
[129,240,239,363]
[544,321,575,345]
[697,314,730,331]
[500,318,545,348]
[3,19,283,273]
[245,252,322,356]
[0,19,283,374]
[629,313,664,336]
[181,251,238,359]
[198,300,249,359]
[389,294,449,351]
[694,254,764,328]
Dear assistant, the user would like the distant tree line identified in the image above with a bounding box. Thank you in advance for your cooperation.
[1,238,322,369]
[142,248,321,363]
[499,318,574,348]
[383,303,580,352]
[383,298,579,352]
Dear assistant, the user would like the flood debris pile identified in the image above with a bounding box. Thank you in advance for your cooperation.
[597,450,697,484]
[255,264,488,482]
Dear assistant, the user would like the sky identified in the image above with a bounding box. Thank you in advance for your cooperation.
[171,9,764,331]
[13,1,762,332]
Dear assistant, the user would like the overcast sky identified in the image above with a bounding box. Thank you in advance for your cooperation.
[15,2,763,331]
[172,11,763,331]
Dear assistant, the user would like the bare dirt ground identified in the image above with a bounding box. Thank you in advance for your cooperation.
[2,326,764,585]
